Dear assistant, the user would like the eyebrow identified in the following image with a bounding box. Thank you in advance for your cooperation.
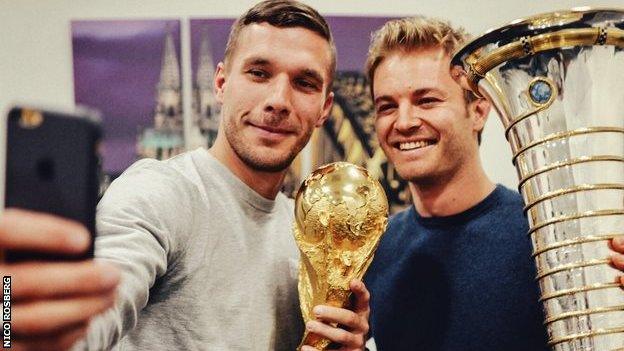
[242,56,271,67]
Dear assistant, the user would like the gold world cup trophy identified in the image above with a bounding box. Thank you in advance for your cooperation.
[293,162,389,350]
[453,8,624,351]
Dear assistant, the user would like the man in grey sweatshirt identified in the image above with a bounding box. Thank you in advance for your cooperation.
[0,1,370,350]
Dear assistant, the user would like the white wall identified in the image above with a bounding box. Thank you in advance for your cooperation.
[1,0,622,192]
[1,1,621,350]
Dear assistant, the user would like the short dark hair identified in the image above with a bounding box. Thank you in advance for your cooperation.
[224,0,337,91]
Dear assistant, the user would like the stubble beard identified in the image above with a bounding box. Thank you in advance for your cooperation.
[224,118,312,173]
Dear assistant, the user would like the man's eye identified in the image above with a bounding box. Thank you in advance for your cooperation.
[247,69,268,78]
[419,97,442,106]
[376,104,395,114]
[295,79,318,90]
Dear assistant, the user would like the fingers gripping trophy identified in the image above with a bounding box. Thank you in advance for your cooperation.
[452,8,624,351]
[293,162,388,350]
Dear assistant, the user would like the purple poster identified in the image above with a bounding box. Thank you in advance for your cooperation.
[72,20,182,176]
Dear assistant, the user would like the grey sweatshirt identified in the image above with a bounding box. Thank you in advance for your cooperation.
[77,148,304,350]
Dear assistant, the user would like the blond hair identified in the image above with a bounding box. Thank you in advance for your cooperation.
[365,16,486,143]
[365,16,470,96]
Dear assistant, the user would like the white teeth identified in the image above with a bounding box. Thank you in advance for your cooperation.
[398,141,432,150]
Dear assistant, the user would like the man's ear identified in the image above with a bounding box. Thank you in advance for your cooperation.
[214,62,226,104]
[315,91,334,127]
[469,97,491,135]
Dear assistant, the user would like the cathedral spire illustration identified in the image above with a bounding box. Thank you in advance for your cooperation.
[137,24,184,160]
[196,28,215,94]
[154,26,182,129]
[189,27,220,149]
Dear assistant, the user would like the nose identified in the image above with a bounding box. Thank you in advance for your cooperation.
[264,75,292,117]
[394,102,423,134]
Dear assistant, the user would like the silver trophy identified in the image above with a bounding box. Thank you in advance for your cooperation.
[452,8,624,351]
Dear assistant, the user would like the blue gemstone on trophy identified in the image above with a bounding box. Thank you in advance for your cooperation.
[529,80,552,104]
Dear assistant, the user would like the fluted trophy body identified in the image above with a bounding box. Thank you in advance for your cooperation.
[452,8,624,350]
[293,162,388,350]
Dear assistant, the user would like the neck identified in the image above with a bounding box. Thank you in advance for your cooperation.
[409,155,495,217]
[209,134,287,200]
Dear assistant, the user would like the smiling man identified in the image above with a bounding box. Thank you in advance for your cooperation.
[0,1,370,350]
[363,16,624,351]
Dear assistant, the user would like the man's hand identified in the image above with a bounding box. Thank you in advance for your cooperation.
[610,236,624,285]
[301,279,370,351]
[0,208,120,351]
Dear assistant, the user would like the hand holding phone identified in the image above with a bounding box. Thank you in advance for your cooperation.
[4,106,101,261]
[0,106,119,350]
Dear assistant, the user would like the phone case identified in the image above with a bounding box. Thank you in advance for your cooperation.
[4,107,102,261]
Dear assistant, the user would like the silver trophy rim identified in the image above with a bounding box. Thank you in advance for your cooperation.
[451,6,624,66]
